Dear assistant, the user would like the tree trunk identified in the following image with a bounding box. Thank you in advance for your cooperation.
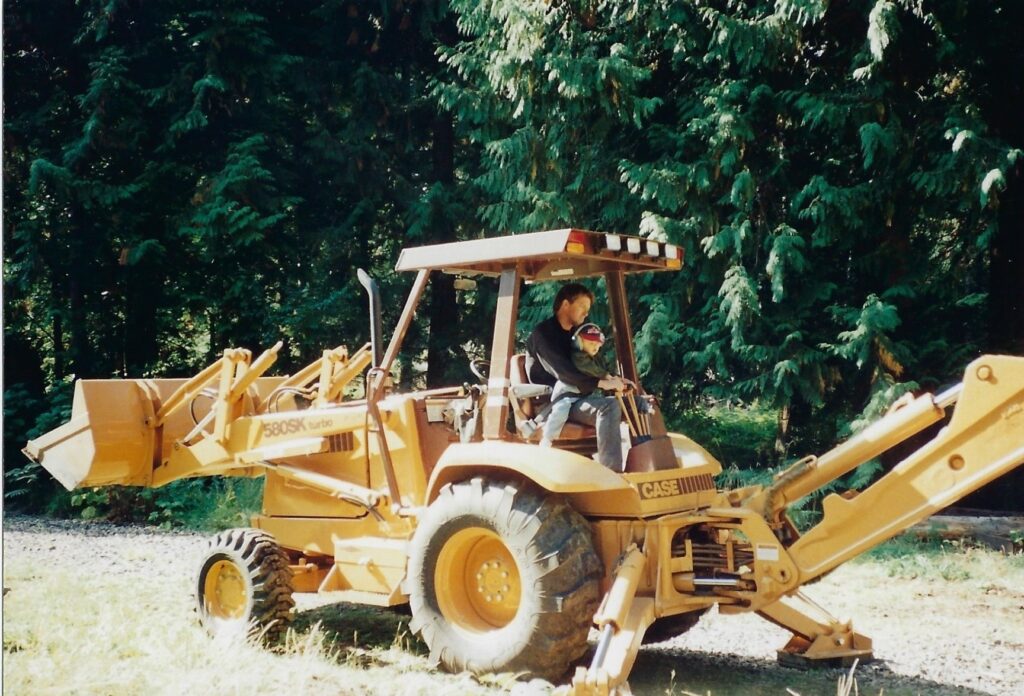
[123,264,160,376]
[910,514,1024,552]
[989,163,1024,354]
[52,311,65,382]
[775,401,791,460]
[65,249,96,378]
[425,113,459,388]
[981,3,1024,355]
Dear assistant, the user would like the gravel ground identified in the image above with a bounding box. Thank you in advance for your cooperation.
[4,515,1022,695]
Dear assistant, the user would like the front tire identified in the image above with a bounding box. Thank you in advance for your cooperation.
[405,477,602,681]
[195,528,295,643]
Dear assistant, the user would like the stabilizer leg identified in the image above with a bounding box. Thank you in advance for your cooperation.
[561,545,655,695]
[758,592,873,668]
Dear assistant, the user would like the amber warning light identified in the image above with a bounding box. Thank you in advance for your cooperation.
[565,231,587,255]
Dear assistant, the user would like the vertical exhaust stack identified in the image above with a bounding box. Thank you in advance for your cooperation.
[356,268,383,368]
[356,267,403,507]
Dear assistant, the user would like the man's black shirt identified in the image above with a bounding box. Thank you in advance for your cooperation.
[525,316,600,392]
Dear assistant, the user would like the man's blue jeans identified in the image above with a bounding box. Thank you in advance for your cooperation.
[568,393,623,471]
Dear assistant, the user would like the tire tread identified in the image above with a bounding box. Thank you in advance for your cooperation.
[406,479,601,681]
[196,527,295,644]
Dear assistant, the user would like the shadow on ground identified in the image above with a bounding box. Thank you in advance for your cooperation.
[293,604,991,696]
[292,601,427,656]
[626,647,994,696]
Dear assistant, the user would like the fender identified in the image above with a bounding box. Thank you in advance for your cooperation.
[426,441,643,516]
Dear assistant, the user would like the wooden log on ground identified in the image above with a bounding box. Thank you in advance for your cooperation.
[910,514,1024,552]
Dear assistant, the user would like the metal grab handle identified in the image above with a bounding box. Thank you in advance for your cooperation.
[366,366,402,508]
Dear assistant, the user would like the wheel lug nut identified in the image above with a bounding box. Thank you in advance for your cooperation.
[495,594,503,602]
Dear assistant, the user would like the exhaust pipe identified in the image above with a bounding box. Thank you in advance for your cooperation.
[356,268,383,368]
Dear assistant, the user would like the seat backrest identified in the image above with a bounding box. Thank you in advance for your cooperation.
[509,353,529,386]
[509,353,533,417]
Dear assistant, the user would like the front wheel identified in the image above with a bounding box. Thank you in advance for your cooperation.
[404,478,602,681]
[195,528,295,643]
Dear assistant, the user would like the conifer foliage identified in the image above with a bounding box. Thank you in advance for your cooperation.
[438,0,1022,463]
[4,1,1022,510]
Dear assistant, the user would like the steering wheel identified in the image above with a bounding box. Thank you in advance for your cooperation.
[469,359,490,382]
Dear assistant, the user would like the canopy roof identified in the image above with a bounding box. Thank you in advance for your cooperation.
[394,229,683,281]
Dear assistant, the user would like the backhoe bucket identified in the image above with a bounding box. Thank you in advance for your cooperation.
[23,380,158,490]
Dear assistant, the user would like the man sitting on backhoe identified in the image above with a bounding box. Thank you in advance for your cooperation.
[525,283,629,470]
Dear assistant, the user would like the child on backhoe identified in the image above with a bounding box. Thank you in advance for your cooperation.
[541,323,625,447]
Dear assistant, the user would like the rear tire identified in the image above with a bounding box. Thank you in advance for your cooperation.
[196,528,295,644]
[404,477,601,681]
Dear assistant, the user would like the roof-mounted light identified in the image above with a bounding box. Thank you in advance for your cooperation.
[645,241,660,257]
[665,243,683,269]
[626,237,642,254]
[605,234,622,252]
[566,231,587,255]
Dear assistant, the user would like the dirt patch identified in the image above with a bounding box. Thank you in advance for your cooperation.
[630,558,1024,696]
[4,516,1022,695]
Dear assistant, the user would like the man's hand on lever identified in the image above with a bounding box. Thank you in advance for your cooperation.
[598,376,631,392]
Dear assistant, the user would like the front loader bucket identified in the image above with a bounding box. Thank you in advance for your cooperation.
[23,380,158,490]
[24,376,287,491]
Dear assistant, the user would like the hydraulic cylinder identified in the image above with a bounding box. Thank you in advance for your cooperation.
[766,392,947,514]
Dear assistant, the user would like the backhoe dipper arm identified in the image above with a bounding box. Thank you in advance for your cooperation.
[788,355,1024,583]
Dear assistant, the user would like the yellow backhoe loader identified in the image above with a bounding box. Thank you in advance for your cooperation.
[24,229,1024,693]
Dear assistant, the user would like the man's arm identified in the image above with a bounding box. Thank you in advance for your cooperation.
[571,352,630,393]
[528,324,600,393]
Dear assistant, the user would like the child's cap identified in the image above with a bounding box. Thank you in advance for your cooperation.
[573,323,605,345]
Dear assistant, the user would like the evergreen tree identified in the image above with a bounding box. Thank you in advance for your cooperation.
[439,0,1023,462]
[4,0,1022,512]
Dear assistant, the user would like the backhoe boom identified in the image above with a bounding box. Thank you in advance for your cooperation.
[787,354,1024,582]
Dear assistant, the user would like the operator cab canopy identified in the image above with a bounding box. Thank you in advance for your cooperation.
[395,228,683,279]
[392,229,684,440]
[394,227,684,380]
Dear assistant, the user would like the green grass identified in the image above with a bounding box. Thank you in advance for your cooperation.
[23,477,268,532]
[173,477,266,531]
[670,404,778,470]
[857,533,1024,583]
[1,557,509,696]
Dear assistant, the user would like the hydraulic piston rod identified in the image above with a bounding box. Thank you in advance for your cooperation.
[764,389,949,516]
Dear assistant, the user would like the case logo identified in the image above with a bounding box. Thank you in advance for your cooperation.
[637,473,715,500]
